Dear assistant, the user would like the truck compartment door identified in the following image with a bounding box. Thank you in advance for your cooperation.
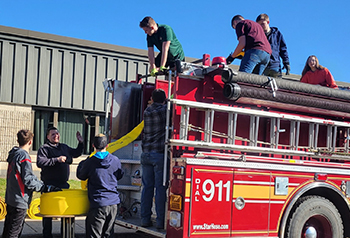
[189,167,233,237]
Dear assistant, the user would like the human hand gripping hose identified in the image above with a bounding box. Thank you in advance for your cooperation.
[159,66,167,72]
[150,68,158,76]
[283,62,290,75]
[226,51,245,65]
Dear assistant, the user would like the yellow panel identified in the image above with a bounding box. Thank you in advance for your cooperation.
[186,182,191,197]
[40,189,89,216]
[233,185,270,199]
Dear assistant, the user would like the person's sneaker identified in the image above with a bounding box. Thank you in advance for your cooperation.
[141,221,153,227]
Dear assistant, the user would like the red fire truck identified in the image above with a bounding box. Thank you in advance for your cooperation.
[109,55,350,238]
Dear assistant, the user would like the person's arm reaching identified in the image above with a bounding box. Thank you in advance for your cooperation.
[160,41,171,69]
[230,35,246,59]
[148,47,157,74]
[21,155,45,192]
[324,68,338,89]
[36,147,62,168]
[68,131,84,160]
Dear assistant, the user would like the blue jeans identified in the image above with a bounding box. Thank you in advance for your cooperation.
[141,152,168,228]
[239,49,270,75]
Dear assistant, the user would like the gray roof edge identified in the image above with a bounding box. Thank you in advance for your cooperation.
[0,24,149,57]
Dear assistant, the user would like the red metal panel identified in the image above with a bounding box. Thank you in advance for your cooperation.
[230,170,270,237]
[188,166,233,237]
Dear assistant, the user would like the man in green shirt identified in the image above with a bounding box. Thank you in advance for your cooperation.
[140,16,185,76]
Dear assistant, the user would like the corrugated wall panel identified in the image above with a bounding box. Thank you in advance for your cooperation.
[139,62,149,82]
[94,55,106,111]
[72,52,85,109]
[12,43,26,104]
[49,49,63,107]
[60,50,74,108]
[0,26,154,112]
[117,59,127,82]
[37,47,51,106]
[25,45,39,105]
[83,54,96,110]
[106,57,117,80]
[0,41,2,93]
[1,41,14,102]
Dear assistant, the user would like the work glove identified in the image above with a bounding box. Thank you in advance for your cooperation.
[159,66,167,72]
[236,51,245,59]
[150,68,158,77]
[283,62,290,75]
[226,54,235,65]
[226,51,245,65]
[42,185,62,193]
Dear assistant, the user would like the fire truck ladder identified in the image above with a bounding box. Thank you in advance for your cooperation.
[169,98,350,160]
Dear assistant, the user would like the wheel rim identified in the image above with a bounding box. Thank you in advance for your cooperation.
[303,215,332,238]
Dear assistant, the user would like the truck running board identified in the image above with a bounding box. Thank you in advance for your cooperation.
[114,218,166,238]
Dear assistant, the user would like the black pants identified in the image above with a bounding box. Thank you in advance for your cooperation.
[155,53,184,69]
[2,204,27,238]
[85,205,118,238]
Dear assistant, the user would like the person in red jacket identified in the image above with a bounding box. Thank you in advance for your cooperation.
[300,55,338,89]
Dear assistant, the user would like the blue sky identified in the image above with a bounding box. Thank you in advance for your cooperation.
[1,1,350,83]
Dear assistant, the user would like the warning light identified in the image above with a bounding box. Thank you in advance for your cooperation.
[314,173,328,181]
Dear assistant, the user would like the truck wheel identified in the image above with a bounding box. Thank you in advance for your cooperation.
[286,195,343,238]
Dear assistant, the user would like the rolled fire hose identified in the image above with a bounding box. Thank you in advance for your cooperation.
[0,197,6,220]
[28,198,41,220]
[81,120,145,189]
[89,120,144,158]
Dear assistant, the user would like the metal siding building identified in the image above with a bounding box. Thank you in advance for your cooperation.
[0,25,150,112]
[0,25,152,160]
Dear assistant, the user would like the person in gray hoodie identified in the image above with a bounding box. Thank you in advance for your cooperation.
[2,129,60,238]
[77,134,123,238]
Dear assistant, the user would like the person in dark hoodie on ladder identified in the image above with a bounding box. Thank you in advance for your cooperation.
[77,134,124,238]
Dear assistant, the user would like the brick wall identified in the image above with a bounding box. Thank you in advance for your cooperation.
[0,104,32,162]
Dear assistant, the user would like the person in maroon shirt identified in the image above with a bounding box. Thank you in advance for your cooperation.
[300,55,338,89]
[227,15,272,75]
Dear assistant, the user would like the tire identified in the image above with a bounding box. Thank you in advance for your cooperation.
[286,195,343,238]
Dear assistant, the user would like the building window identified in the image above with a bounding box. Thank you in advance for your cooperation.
[33,109,105,154]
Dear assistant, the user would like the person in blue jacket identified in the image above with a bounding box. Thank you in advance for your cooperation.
[77,134,124,238]
[256,13,290,77]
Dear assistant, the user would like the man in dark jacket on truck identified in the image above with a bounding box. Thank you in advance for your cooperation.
[2,129,60,238]
[256,13,290,77]
[37,127,84,238]
[77,134,123,238]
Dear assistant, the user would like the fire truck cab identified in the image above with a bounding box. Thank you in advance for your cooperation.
[109,55,350,238]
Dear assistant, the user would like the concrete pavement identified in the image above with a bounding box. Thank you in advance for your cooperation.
[0,216,155,238]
